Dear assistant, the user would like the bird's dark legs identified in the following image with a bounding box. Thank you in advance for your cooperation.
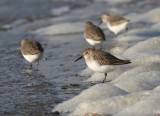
[126,27,128,32]
[102,73,107,83]
[110,31,117,38]
[100,43,102,50]
[36,61,39,71]
[123,27,128,36]
[114,33,118,38]
[92,45,103,50]
[29,63,32,70]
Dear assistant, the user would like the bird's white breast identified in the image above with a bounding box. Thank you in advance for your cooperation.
[107,22,128,35]
[22,53,42,63]
[85,59,115,73]
[86,38,102,46]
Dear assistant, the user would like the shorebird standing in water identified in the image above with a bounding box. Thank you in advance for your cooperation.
[21,39,44,71]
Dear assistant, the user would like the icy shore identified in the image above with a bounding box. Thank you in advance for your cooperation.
[49,0,160,116]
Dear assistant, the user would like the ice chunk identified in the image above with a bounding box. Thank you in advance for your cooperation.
[70,91,145,116]
[115,93,160,116]
[51,6,70,16]
[113,69,160,92]
[34,22,84,35]
[52,83,128,113]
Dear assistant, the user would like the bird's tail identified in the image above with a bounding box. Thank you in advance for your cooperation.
[113,59,131,65]
[122,60,131,64]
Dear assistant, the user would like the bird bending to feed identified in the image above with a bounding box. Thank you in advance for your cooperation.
[75,48,131,83]
[21,39,44,71]
[84,21,105,50]
[99,13,130,36]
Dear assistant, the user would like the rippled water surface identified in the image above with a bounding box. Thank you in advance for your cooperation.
[0,34,90,116]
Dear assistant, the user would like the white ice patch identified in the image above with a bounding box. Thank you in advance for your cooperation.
[52,83,128,113]
[113,70,160,92]
[131,7,160,23]
[34,22,84,35]
[51,6,70,16]
[123,37,160,59]
[115,93,160,116]
[70,91,146,116]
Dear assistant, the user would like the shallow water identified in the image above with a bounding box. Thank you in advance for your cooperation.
[0,33,90,116]
[0,0,159,116]
[0,1,89,116]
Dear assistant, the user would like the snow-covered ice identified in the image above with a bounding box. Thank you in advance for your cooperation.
[53,83,128,113]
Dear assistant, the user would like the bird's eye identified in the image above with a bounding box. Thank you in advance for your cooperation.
[85,52,88,54]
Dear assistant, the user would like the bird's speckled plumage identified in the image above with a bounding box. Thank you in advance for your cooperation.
[20,39,44,70]
[101,14,130,26]
[84,21,105,41]
[75,48,131,82]
[83,48,131,65]
[21,39,44,55]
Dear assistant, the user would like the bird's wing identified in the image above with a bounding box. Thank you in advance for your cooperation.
[85,26,105,41]
[109,16,130,26]
[22,41,43,55]
[93,50,131,65]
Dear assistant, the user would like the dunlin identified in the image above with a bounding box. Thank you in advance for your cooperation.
[75,48,131,82]
[84,21,105,49]
[21,39,44,71]
[99,13,130,36]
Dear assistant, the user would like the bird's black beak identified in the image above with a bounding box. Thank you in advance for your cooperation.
[75,56,83,62]
[98,20,102,26]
